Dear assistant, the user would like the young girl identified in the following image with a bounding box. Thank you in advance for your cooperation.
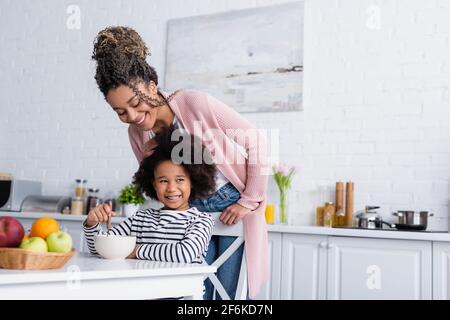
[83,128,216,263]
[92,26,269,299]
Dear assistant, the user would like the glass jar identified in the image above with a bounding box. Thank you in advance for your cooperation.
[75,179,87,198]
[316,206,324,226]
[316,186,330,226]
[103,191,116,212]
[323,202,336,228]
[85,188,102,215]
[71,196,84,215]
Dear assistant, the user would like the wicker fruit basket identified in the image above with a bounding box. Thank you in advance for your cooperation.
[0,248,76,270]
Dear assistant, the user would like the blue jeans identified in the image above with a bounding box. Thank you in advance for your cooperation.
[189,182,244,300]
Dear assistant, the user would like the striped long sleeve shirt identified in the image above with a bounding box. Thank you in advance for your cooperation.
[83,207,214,264]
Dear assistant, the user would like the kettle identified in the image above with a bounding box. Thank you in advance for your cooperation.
[354,206,382,229]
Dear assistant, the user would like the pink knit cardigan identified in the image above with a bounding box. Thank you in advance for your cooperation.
[128,90,269,298]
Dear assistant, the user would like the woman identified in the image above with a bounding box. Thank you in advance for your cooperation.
[91,26,268,299]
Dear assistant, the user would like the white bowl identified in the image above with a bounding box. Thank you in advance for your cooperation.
[93,235,136,260]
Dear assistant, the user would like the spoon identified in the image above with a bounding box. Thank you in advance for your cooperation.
[106,214,112,234]
[105,203,113,234]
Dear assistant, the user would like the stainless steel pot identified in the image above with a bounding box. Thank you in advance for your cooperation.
[356,215,382,229]
[391,211,434,231]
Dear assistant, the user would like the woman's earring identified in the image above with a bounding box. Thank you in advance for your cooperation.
[150,82,157,93]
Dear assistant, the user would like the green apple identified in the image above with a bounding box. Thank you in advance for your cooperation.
[20,237,48,253]
[46,231,72,253]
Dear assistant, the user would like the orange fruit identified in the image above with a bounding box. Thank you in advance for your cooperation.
[22,234,29,241]
[30,217,59,239]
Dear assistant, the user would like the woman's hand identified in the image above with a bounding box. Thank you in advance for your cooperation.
[85,203,116,227]
[220,203,251,225]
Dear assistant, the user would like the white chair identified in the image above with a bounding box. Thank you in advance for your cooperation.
[205,212,247,300]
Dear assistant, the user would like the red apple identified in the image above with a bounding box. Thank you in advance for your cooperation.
[0,216,25,247]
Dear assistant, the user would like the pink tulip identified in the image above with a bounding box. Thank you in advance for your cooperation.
[278,164,289,176]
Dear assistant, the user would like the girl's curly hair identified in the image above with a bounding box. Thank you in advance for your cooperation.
[133,127,217,201]
[92,26,158,96]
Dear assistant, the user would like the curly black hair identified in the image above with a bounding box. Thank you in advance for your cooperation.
[133,127,217,201]
[92,26,158,97]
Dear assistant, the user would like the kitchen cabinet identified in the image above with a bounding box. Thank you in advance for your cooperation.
[277,233,432,300]
[253,232,282,300]
[327,236,432,299]
[433,242,450,299]
[281,234,327,299]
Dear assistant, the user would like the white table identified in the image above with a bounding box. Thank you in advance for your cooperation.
[0,252,216,299]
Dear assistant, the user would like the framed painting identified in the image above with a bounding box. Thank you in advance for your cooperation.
[165,1,304,113]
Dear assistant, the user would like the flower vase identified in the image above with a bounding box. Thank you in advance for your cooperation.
[279,189,289,224]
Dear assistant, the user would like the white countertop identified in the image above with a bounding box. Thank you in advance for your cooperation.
[267,224,450,241]
[2,211,450,242]
[0,252,216,285]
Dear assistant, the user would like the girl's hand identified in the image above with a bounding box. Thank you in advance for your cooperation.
[86,203,116,227]
[220,203,251,225]
[126,245,140,259]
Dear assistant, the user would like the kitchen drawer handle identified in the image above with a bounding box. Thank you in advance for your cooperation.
[328,243,336,249]
[319,242,327,248]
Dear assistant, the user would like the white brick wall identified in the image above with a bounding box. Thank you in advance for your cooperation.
[1,0,450,229]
